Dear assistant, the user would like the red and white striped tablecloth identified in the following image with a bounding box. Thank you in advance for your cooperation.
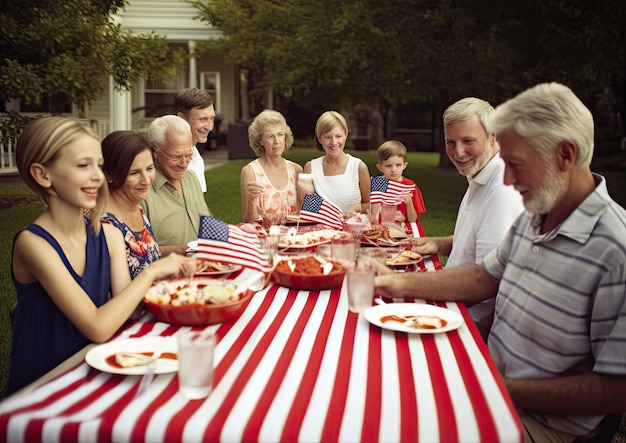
[0,223,523,442]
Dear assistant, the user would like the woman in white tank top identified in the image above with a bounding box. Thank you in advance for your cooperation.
[303,111,370,214]
[240,110,303,222]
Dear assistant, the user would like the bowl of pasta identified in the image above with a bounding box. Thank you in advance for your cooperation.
[271,255,347,291]
[143,277,254,326]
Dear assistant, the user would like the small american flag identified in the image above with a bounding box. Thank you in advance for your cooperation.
[370,176,414,205]
[299,194,344,230]
[196,216,272,273]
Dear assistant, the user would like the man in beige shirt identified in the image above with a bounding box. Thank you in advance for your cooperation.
[141,115,212,256]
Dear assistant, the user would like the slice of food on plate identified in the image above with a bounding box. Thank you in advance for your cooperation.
[410,315,447,329]
[387,250,423,265]
[195,261,230,273]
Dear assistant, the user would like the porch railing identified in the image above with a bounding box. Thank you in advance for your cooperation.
[0,118,110,174]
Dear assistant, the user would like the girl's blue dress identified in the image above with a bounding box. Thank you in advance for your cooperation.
[6,218,111,395]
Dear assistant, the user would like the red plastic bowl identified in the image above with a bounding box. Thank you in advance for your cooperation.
[143,278,254,326]
[271,259,347,291]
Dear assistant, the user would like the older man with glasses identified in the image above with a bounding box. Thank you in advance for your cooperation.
[142,115,212,256]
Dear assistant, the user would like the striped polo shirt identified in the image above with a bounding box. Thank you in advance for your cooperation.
[483,174,626,435]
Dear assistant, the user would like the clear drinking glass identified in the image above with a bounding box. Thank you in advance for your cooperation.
[357,248,388,267]
[331,237,359,267]
[346,267,375,313]
[259,235,279,259]
[177,331,216,399]
[380,204,397,224]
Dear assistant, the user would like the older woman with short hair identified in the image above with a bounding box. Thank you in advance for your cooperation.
[240,109,303,222]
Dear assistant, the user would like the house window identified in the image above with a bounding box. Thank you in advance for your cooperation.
[144,71,184,117]
[200,71,221,113]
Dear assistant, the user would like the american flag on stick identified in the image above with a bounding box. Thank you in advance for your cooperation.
[370,176,414,205]
[299,194,344,230]
[196,216,272,273]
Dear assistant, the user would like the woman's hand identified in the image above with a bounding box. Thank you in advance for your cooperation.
[150,254,197,281]
[246,181,265,202]
[345,203,365,218]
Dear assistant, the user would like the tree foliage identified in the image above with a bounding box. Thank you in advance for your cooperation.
[189,0,625,144]
[0,0,184,112]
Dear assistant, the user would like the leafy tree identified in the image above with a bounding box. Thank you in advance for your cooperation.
[0,0,183,114]
[190,0,624,160]
[187,0,514,144]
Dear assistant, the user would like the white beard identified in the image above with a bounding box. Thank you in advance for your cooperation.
[522,162,567,215]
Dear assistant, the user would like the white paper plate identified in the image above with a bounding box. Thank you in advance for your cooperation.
[386,259,422,267]
[85,336,178,375]
[364,303,464,334]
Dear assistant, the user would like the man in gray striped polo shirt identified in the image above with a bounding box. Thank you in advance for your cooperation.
[374,82,626,442]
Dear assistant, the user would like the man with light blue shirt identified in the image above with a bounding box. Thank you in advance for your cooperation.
[375,83,626,442]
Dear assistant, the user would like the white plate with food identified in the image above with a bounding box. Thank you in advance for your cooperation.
[386,250,423,267]
[195,260,242,277]
[362,224,408,245]
[364,303,464,334]
[382,222,411,238]
[279,229,349,248]
[85,336,178,375]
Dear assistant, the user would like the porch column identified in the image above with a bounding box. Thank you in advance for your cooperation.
[109,76,131,131]
[188,40,197,88]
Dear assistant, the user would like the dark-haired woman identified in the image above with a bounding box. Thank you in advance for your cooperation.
[101,131,162,278]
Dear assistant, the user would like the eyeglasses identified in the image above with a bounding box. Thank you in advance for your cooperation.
[159,149,194,163]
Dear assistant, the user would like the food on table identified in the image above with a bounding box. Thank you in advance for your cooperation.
[279,229,349,247]
[363,224,390,240]
[387,250,423,265]
[380,314,448,330]
[386,225,407,238]
[114,352,157,368]
[411,316,448,329]
[145,279,240,306]
[364,224,409,242]
[259,212,286,230]
[195,260,233,274]
[107,351,177,369]
[275,255,345,276]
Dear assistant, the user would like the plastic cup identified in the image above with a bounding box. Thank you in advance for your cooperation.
[331,237,359,266]
[380,204,397,223]
[316,243,331,257]
[346,267,375,313]
[177,331,216,399]
[357,248,388,267]
[259,235,279,258]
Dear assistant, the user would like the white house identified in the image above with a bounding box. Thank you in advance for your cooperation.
[106,0,249,138]
[3,0,249,141]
